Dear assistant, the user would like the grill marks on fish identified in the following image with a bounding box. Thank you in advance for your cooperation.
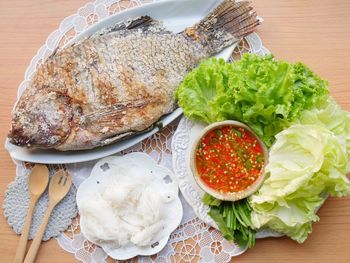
[9,0,260,150]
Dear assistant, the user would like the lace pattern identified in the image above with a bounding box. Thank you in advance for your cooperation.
[13,0,271,262]
[3,163,78,241]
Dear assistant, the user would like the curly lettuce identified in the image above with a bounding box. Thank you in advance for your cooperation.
[249,124,350,243]
[175,54,329,146]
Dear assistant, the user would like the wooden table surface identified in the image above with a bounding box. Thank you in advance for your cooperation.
[1,0,350,262]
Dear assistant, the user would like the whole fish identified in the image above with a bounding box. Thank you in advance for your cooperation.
[9,0,259,150]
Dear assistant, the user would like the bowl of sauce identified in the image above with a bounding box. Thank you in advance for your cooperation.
[190,120,268,201]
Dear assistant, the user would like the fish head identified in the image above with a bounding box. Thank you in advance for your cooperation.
[9,90,73,148]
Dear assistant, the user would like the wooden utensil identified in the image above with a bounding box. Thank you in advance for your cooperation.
[13,164,49,263]
[24,170,72,263]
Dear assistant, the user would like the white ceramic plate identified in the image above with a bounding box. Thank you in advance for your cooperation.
[171,117,284,239]
[76,152,183,260]
[5,0,238,164]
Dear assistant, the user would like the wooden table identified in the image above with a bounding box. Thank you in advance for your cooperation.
[1,0,349,262]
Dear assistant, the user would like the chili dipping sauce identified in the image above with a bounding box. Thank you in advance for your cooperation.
[195,125,264,193]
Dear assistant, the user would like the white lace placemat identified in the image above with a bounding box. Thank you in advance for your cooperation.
[10,0,270,262]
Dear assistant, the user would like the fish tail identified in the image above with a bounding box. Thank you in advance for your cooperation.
[184,0,260,54]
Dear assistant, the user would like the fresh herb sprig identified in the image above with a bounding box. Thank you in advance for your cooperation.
[202,193,256,248]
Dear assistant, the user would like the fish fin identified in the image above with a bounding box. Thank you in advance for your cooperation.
[99,124,156,146]
[99,131,135,146]
[183,0,260,54]
[99,16,168,35]
[81,99,152,123]
[124,16,159,30]
[69,16,167,48]
[80,98,164,133]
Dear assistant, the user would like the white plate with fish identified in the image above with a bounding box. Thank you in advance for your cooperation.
[77,152,182,260]
[5,0,260,164]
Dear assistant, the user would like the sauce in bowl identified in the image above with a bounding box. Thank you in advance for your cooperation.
[191,121,267,201]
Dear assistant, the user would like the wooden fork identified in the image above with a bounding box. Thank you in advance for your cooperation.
[24,170,72,263]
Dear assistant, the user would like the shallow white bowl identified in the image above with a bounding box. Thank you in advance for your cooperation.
[190,120,268,201]
[76,152,183,260]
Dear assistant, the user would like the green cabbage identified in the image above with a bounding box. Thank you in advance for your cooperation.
[175,54,329,146]
[250,124,350,243]
[297,97,350,171]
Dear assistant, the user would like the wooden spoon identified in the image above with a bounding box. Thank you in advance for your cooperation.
[24,170,72,263]
[13,164,49,263]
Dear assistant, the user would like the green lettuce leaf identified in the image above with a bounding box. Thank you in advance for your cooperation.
[250,124,350,243]
[175,58,233,123]
[175,54,329,146]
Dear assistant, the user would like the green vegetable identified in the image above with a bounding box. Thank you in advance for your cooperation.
[250,124,350,243]
[202,193,222,206]
[177,53,350,244]
[297,97,350,166]
[208,207,235,241]
[203,193,256,248]
[175,54,329,146]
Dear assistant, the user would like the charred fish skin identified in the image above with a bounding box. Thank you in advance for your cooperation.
[9,0,259,151]
[54,28,208,151]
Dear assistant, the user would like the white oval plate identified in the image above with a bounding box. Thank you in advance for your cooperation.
[76,152,183,260]
[171,117,283,239]
[5,0,238,164]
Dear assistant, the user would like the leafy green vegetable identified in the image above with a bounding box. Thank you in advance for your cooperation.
[203,193,256,248]
[249,124,350,243]
[175,58,233,124]
[297,97,350,168]
[202,193,222,206]
[208,207,235,241]
[177,53,350,244]
[175,54,329,146]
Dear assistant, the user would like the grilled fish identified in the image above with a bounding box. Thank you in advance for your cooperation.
[9,0,259,150]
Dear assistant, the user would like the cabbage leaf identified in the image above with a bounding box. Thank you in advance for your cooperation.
[250,124,350,243]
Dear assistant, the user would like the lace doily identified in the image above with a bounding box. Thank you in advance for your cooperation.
[3,163,78,241]
[11,0,271,262]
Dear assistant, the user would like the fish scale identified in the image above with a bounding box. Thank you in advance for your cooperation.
[9,0,259,150]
